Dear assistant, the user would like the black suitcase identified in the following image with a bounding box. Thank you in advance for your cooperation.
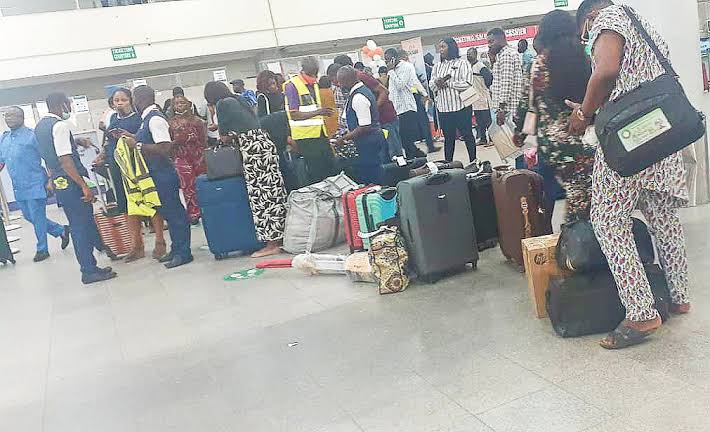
[467,172,498,251]
[0,217,16,265]
[398,169,478,282]
[382,157,427,187]
[546,264,671,338]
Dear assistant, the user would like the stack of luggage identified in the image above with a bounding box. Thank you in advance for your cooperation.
[545,218,671,338]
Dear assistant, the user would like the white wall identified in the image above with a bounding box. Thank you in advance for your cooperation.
[0,0,583,86]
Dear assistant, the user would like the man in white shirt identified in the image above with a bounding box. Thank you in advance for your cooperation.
[34,92,117,285]
[385,48,428,158]
[335,66,386,184]
[121,86,193,269]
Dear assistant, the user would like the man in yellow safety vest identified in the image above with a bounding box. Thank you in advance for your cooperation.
[283,56,336,184]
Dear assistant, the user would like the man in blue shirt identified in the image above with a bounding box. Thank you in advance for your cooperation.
[230,79,258,107]
[0,106,70,262]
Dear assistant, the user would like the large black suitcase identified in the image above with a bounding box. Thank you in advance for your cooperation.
[546,264,671,338]
[382,157,427,187]
[0,217,16,265]
[467,172,498,251]
[398,169,478,282]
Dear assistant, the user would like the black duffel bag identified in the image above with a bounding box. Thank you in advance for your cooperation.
[546,264,671,338]
[557,218,654,274]
[594,6,705,178]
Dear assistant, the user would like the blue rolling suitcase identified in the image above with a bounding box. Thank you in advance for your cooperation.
[196,175,264,260]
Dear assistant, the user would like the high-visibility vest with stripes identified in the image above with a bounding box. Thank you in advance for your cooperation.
[285,75,327,140]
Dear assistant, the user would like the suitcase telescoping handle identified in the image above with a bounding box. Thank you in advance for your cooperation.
[426,172,450,186]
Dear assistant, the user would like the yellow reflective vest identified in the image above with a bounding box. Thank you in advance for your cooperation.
[114,138,161,217]
[284,75,327,140]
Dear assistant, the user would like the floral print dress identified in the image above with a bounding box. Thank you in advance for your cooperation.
[520,55,596,222]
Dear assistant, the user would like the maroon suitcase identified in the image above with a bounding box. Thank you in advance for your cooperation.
[492,166,551,269]
[342,185,376,252]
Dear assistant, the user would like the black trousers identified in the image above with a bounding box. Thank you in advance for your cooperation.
[398,111,426,158]
[439,106,476,163]
[474,109,492,143]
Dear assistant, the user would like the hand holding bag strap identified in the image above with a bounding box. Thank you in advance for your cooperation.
[621,6,676,78]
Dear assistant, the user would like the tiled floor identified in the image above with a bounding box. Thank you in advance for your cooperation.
[1,146,709,432]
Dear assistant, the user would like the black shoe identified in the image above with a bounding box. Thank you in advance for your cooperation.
[97,266,113,274]
[427,146,442,154]
[164,255,194,269]
[158,253,174,264]
[82,271,117,285]
[60,226,71,250]
[33,251,50,263]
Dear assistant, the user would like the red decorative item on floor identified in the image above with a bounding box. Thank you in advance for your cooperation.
[255,258,293,269]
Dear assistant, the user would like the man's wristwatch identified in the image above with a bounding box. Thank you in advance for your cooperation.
[136,142,143,151]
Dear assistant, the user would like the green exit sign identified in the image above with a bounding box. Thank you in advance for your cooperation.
[111,46,137,61]
[382,15,405,31]
[554,0,568,6]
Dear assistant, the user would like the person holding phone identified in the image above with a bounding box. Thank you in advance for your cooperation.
[35,92,117,284]
[430,38,478,163]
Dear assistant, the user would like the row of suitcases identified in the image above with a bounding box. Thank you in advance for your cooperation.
[343,162,551,277]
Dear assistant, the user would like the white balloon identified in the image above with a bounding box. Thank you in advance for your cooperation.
[373,54,382,61]
[366,40,377,50]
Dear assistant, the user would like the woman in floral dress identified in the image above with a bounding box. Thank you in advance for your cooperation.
[569,0,691,349]
[169,95,207,224]
[516,10,593,222]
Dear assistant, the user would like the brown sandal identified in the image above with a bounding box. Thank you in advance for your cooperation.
[152,241,167,260]
[124,250,146,263]
[600,316,662,350]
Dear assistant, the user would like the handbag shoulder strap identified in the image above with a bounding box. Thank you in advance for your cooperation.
[621,6,677,78]
[527,59,538,109]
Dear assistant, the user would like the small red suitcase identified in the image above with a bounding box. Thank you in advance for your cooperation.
[342,185,376,252]
[92,166,134,258]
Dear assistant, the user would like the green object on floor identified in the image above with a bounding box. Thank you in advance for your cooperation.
[224,268,265,281]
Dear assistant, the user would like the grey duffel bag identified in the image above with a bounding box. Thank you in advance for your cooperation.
[283,172,358,254]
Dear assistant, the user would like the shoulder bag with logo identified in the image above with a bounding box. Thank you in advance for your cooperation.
[594,6,705,177]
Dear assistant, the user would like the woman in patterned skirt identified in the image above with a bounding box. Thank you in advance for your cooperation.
[168,95,207,225]
[569,0,691,349]
[204,81,287,258]
[515,10,594,222]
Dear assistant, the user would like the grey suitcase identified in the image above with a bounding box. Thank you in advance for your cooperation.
[397,169,478,282]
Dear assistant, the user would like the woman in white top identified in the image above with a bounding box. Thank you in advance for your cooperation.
[430,37,477,163]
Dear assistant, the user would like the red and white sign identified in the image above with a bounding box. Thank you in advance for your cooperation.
[454,26,538,49]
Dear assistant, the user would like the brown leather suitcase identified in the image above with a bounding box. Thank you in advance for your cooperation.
[492,166,551,269]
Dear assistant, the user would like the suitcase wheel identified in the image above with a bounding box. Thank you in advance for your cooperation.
[214,253,229,261]
[470,261,478,270]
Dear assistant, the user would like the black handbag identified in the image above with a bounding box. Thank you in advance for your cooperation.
[556,217,655,273]
[204,144,243,181]
[594,6,705,177]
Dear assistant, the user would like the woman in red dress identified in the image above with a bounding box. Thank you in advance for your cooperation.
[168,96,207,224]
